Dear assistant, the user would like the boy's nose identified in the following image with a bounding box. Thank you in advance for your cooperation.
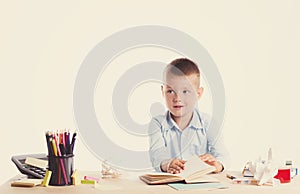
[173,93,182,102]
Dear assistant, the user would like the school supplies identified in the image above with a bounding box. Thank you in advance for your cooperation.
[226,174,236,180]
[71,169,81,185]
[283,160,298,179]
[101,162,121,178]
[11,179,43,187]
[11,154,48,179]
[42,170,52,187]
[232,178,259,185]
[168,182,227,191]
[139,156,218,185]
[274,168,291,183]
[45,130,77,186]
[84,175,100,183]
[242,148,278,186]
[25,157,48,170]
[81,179,96,184]
[242,162,254,177]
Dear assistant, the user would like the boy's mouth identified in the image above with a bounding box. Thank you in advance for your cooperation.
[173,105,184,109]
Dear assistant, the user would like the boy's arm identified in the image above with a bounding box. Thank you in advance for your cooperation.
[207,132,230,170]
[148,118,170,172]
[203,114,230,170]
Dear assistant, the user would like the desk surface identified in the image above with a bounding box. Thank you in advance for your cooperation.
[1,171,300,194]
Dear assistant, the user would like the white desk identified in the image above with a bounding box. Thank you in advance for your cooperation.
[1,171,300,194]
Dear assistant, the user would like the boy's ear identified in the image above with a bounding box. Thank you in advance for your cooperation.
[161,85,165,97]
[197,87,204,99]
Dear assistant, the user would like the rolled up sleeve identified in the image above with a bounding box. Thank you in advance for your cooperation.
[204,115,231,170]
[208,133,230,170]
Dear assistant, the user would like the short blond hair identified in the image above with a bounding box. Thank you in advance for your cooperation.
[164,58,200,86]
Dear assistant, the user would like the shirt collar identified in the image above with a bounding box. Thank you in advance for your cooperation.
[162,109,203,131]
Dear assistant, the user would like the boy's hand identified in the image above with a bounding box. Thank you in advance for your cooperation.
[199,154,224,173]
[167,159,186,174]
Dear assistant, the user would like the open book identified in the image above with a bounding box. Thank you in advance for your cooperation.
[140,156,219,184]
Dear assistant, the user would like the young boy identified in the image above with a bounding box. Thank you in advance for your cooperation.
[148,58,229,174]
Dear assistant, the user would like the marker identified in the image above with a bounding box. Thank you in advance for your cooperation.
[71,132,77,154]
[226,174,236,180]
[45,132,51,155]
[59,144,66,156]
[62,130,66,147]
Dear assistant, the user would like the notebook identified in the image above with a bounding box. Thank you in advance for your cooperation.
[140,156,218,184]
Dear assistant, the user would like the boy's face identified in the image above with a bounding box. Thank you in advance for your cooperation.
[161,73,203,120]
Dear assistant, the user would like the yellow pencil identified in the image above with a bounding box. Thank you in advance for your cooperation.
[51,139,58,156]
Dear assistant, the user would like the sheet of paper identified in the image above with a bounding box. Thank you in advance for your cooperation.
[178,155,215,179]
[168,182,228,191]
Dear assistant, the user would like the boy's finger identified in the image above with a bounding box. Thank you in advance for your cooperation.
[175,165,182,171]
[169,167,181,174]
[168,168,175,174]
[178,163,184,168]
[179,159,186,163]
[200,156,209,161]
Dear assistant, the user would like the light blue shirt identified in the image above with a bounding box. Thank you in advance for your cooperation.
[148,109,230,172]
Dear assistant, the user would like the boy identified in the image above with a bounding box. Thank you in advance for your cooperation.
[148,58,229,174]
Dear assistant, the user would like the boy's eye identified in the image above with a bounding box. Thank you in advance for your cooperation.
[166,90,175,94]
[182,90,191,94]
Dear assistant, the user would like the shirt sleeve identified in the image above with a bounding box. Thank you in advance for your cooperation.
[148,117,171,172]
[208,132,231,170]
[202,113,231,170]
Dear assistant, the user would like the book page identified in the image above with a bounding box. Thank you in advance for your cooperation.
[139,173,184,184]
[144,172,180,177]
[178,155,215,179]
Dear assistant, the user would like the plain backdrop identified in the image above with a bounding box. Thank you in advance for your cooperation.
[1,0,300,185]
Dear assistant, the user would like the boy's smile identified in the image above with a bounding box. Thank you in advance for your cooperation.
[173,105,184,109]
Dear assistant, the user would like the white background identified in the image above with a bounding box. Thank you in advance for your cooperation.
[1,0,300,185]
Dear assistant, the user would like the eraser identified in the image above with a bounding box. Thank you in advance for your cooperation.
[42,170,52,187]
[81,179,96,184]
